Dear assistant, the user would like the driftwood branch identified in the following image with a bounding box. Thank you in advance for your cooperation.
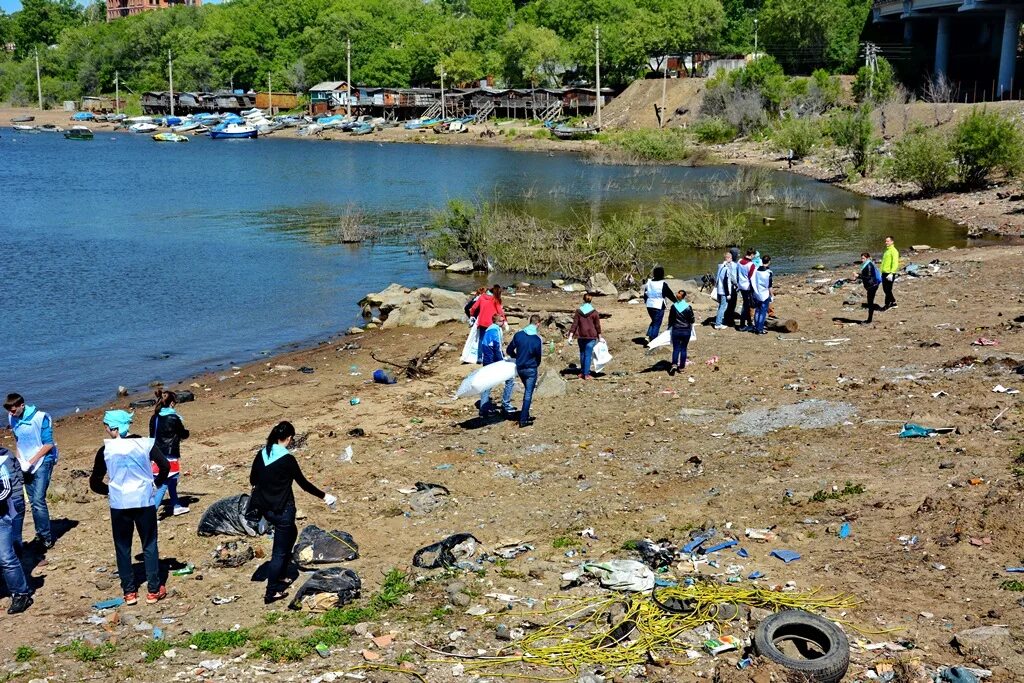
[370,334,455,379]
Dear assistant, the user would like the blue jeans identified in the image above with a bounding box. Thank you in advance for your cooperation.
[671,329,690,368]
[578,339,597,376]
[480,378,515,413]
[518,367,538,425]
[264,506,297,597]
[0,494,29,595]
[754,298,770,333]
[154,474,179,511]
[646,306,664,340]
[715,295,729,326]
[24,457,54,544]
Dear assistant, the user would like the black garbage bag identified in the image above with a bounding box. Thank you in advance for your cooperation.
[412,533,480,569]
[197,494,267,537]
[292,525,359,566]
[635,539,677,569]
[288,567,361,611]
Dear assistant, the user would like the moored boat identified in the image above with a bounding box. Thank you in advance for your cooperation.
[551,123,598,140]
[38,123,64,133]
[12,124,38,133]
[209,123,258,139]
[350,122,375,135]
[404,117,441,130]
[153,132,189,143]
[63,126,94,140]
[129,122,158,134]
[10,115,34,123]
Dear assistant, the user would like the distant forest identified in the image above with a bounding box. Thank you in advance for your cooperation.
[0,0,872,104]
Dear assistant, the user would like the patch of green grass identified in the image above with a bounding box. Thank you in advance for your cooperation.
[810,482,865,503]
[1012,467,1024,479]
[313,568,413,628]
[429,606,449,620]
[256,627,351,662]
[493,558,509,568]
[397,650,416,664]
[55,640,116,662]
[142,640,173,663]
[620,540,640,551]
[1001,580,1024,592]
[498,568,526,579]
[14,646,38,663]
[552,535,581,549]
[187,629,251,653]
[315,606,376,626]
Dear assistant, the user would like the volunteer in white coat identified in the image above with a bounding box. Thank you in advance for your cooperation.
[4,393,58,550]
[89,410,170,606]
[643,266,677,341]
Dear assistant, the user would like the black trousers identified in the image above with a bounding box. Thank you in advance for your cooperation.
[264,506,297,596]
[881,274,896,307]
[738,289,753,327]
[111,506,160,595]
[865,286,878,323]
[725,290,739,326]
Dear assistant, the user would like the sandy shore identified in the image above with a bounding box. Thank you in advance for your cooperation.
[1,243,1022,681]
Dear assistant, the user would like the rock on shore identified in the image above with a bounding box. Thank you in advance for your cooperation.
[360,284,467,329]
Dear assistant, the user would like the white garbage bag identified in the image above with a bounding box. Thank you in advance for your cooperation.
[561,560,655,592]
[647,329,671,349]
[593,340,613,372]
[460,326,479,364]
[455,361,517,398]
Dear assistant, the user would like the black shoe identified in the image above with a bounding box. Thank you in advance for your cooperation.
[668,366,676,376]
[8,593,33,614]
[37,536,54,550]
[264,591,289,605]
[518,418,535,428]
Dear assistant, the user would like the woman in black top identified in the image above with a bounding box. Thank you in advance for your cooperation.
[248,421,336,604]
[149,389,190,516]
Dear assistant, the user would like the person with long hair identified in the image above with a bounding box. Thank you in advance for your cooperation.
[149,389,190,516]
[667,290,695,375]
[89,411,169,606]
[247,421,335,605]
[567,293,603,380]
[643,267,677,340]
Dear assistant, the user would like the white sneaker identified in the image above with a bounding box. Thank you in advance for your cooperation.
[713,324,727,330]
[172,506,191,516]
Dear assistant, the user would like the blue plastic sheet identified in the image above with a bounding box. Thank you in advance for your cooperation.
[770,549,801,563]
[899,423,936,438]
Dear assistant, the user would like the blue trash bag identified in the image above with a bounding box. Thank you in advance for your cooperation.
[899,423,936,438]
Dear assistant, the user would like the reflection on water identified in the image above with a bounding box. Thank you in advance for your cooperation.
[1,130,966,415]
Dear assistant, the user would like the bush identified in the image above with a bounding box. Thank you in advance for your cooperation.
[770,117,823,158]
[950,110,1024,187]
[662,201,751,249]
[811,69,843,108]
[691,117,738,144]
[700,81,768,136]
[889,128,954,195]
[827,107,876,176]
[422,199,490,269]
[852,56,895,104]
[606,128,691,161]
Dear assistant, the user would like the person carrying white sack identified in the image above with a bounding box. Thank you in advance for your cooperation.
[477,314,516,417]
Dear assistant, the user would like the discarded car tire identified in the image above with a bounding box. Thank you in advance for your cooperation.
[753,610,849,683]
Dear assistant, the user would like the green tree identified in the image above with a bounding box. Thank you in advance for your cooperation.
[889,127,953,196]
[13,0,84,55]
[827,105,876,176]
[950,110,1024,187]
[759,0,871,73]
[852,56,895,104]
[498,23,563,89]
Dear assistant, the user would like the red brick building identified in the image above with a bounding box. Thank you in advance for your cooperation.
[106,0,201,22]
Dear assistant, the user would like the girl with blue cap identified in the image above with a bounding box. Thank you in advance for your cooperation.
[247,421,335,604]
[89,410,170,606]
[149,390,190,517]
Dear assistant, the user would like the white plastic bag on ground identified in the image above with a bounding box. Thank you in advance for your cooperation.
[561,560,655,592]
[460,326,479,364]
[455,361,517,398]
[647,329,671,349]
[593,340,612,372]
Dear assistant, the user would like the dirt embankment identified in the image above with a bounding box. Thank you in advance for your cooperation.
[1,245,1023,682]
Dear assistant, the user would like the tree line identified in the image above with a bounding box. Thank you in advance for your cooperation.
[0,0,872,106]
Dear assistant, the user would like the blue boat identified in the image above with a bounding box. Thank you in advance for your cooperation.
[209,123,258,139]
[350,122,374,135]
[71,112,95,121]
[404,117,441,130]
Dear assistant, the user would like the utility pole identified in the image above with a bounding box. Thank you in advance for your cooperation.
[595,25,602,129]
[168,49,175,117]
[440,68,446,119]
[865,42,878,100]
[34,49,42,110]
[268,72,273,115]
[115,71,120,114]
[753,18,759,58]
[661,53,668,129]
[346,38,352,117]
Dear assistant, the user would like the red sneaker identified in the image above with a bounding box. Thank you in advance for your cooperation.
[146,586,167,604]
[124,592,138,606]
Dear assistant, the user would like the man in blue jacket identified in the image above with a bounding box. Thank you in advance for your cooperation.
[5,393,58,550]
[506,315,544,428]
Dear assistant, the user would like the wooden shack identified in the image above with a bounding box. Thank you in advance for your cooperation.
[255,91,299,112]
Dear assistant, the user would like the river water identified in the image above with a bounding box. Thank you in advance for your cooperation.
[1,130,965,415]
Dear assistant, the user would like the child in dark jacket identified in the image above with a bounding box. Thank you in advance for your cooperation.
[478,314,516,416]
[506,315,544,428]
[567,294,603,379]
[667,290,695,376]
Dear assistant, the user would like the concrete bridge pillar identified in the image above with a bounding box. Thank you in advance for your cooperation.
[998,5,1022,98]
[935,16,951,80]
[904,20,913,45]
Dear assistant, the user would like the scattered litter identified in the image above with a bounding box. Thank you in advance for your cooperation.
[635,539,677,569]
[703,540,738,555]
[213,540,256,568]
[211,595,239,605]
[704,635,740,655]
[992,384,1019,394]
[339,445,354,463]
[299,366,315,374]
[682,532,714,554]
[899,423,956,438]
[435,463,453,470]
[769,549,801,564]
[745,527,777,542]
[93,597,124,610]
[1006,567,1024,573]
[931,391,948,398]
[971,338,998,346]
[350,397,361,405]
[838,522,851,539]
[580,527,598,539]
[372,369,397,385]
[465,605,488,616]
[413,534,480,569]
[562,560,655,592]
[748,571,764,579]
[736,548,749,558]
[493,541,534,560]
[197,494,267,537]
[171,563,195,576]
[198,659,224,671]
